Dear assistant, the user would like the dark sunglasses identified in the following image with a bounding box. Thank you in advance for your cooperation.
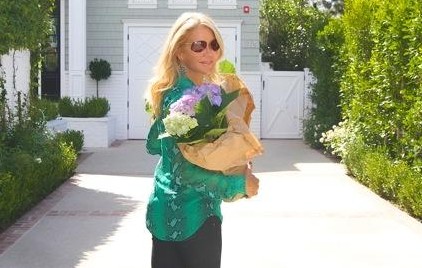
[185,39,220,53]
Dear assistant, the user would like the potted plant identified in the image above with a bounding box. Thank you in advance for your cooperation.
[89,58,111,98]
[59,96,115,148]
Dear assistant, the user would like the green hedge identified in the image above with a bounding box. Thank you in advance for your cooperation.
[0,90,78,231]
[0,131,77,230]
[304,17,344,148]
[340,0,422,169]
[317,0,422,219]
[58,96,110,118]
[342,138,422,219]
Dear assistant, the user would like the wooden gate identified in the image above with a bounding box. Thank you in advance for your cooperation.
[261,71,305,139]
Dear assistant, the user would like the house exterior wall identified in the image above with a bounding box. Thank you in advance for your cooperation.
[0,50,31,110]
[63,0,262,140]
[65,0,260,72]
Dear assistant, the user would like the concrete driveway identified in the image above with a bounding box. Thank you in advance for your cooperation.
[0,140,421,268]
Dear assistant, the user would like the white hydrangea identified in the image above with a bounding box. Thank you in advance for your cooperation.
[163,112,198,137]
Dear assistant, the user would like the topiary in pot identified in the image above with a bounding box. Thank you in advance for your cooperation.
[89,58,111,98]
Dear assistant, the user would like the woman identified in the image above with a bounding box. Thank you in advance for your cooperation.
[145,12,260,268]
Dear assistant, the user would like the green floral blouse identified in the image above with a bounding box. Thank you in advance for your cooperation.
[146,75,246,241]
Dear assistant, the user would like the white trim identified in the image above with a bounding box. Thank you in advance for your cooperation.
[68,0,86,98]
[60,0,65,98]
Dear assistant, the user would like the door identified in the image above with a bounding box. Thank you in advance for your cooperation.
[261,71,304,139]
[128,26,169,139]
[128,25,239,139]
[41,0,60,100]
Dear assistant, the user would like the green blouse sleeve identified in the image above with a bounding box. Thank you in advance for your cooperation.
[146,119,162,156]
[178,156,246,200]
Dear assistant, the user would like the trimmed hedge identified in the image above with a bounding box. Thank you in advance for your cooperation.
[58,96,110,118]
[0,131,77,230]
[342,138,422,219]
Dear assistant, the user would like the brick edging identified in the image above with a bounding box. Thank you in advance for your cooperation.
[0,178,77,255]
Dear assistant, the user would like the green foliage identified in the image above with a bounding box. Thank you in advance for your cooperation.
[29,98,59,122]
[340,0,422,169]
[340,137,422,219]
[260,0,329,70]
[0,0,55,54]
[0,96,77,230]
[56,129,84,153]
[303,17,344,148]
[58,96,110,118]
[310,0,344,15]
[89,58,112,98]
[0,139,77,230]
[173,89,239,143]
[218,59,236,74]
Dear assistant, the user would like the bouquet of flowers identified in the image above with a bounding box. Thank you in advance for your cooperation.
[160,83,239,144]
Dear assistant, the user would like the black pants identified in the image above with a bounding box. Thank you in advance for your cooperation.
[151,216,222,268]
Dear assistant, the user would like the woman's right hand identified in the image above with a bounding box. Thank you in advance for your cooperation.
[245,164,259,198]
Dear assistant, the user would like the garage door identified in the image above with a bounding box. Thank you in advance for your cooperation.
[128,25,238,139]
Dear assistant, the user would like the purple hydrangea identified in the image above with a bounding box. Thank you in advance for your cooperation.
[187,83,222,107]
[170,94,200,116]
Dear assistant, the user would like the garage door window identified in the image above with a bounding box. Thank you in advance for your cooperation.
[168,0,197,9]
[128,0,157,8]
[208,0,236,9]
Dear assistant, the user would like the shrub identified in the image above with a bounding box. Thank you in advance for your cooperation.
[304,17,344,148]
[398,171,422,218]
[29,98,59,122]
[0,92,78,231]
[0,137,77,230]
[58,96,110,118]
[56,129,84,153]
[84,97,110,117]
[323,124,422,220]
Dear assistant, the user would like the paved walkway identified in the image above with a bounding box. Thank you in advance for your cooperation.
[0,140,421,268]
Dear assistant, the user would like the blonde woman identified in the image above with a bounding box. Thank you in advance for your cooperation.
[145,12,259,268]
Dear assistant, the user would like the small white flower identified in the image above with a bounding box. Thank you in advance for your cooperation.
[35,157,42,163]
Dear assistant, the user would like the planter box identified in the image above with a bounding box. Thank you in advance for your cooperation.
[46,118,68,133]
[62,116,116,148]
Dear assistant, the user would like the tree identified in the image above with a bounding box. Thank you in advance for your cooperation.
[88,58,111,98]
[260,0,328,70]
[310,0,344,15]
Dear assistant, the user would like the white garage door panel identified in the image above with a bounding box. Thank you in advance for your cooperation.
[128,27,169,139]
[128,25,239,139]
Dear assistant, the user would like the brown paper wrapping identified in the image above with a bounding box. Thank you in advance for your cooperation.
[178,74,264,176]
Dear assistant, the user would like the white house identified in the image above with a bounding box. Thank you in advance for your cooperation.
[1,0,309,144]
[49,0,263,141]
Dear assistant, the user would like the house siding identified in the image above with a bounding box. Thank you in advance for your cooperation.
[63,0,261,140]
[65,0,260,72]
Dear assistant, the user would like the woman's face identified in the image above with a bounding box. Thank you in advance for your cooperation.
[177,25,221,84]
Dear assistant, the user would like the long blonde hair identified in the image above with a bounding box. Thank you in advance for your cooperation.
[145,12,225,117]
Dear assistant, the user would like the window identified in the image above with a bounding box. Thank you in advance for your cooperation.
[208,0,236,9]
[168,0,197,9]
[128,0,157,9]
